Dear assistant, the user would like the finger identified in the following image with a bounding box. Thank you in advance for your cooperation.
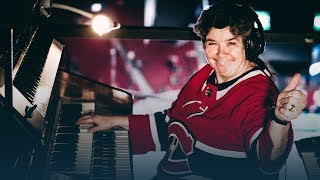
[278,107,297,121]
[284,103,296,111]
[278,97,306,113]
[278,97,298,108]
[276,90,305,107]
[275,107,289,121]
[79,124,94,132]
[75,117,95,125]
[279,90,306,100]
[278,106,301,120]
[283,73,301,92]
[88,125,106,133]
[77,115,94,121]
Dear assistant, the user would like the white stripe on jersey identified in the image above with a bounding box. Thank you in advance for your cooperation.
[250,127,263,149]
[216,70,267,100]
[165,115,170,123]
[195,140,247,158]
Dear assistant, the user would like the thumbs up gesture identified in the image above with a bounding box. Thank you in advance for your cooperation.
[275,73,307,121]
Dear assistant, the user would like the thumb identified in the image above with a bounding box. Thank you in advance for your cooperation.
[283,73,301,92]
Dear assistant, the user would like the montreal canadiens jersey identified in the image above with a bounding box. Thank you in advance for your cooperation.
[128,64,293,180]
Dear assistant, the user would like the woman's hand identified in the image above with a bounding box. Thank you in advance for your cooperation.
[275,73,306,121]
[75,115,129,133]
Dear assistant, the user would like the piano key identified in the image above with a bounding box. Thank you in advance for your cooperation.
[0,36,63,132]
[52,143,78,151]
[74,131,93,174]
[301,152,320,180]
[56,126,80,133]
[45,83,133,179]
[296,137,320,180]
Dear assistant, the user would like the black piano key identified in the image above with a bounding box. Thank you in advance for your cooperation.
[13,29,52,103]
[91,166,116,174]
[56,126,80,133]
[92,158,112,165]
[92,155,116,161]
[58,120,79,126]
[54,133,79,143]
[92,140,115,148]
[50,159,76,168]
[92,148,115,155]
[60,111,82,118]
[51,150,77,160]
[47,99,132,179]
[50,162,75,170]
[92,149,105,157]
[52,143,78,152]
[95,131,115,138]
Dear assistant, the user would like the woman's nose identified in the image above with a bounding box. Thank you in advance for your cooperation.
[217,46,227,57]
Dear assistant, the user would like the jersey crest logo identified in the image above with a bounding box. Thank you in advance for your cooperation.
[181,100,208,119]
[161,121,194,175]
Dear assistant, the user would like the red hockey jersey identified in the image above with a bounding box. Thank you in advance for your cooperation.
[129,64,293,179]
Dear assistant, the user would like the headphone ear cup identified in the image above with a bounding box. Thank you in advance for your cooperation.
[245,38,252,61]
[246,28,264,61]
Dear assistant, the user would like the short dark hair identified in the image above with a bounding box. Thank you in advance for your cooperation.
[193,3,256,44]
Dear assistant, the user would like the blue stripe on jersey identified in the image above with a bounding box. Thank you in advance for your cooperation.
[154,111,169,151]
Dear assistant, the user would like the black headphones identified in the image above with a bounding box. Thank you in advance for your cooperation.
[209,1,266,61]
[241,4,266,61]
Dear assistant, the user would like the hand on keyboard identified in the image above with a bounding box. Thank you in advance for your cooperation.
[76,115,129,132]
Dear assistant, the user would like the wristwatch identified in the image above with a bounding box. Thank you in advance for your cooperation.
[271,106,290,125]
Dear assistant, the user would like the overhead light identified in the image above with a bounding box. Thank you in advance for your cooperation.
[91,3,102,12]
[202,0,210,10]
[309,62,320,76]
[91,15,119,36]
[255,11,271,31]
[313,13,320,31]
[310,45,320,76]
[144,0,156,26]
[40,2,120,36]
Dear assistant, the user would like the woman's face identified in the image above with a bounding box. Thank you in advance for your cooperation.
[204,26,252,83]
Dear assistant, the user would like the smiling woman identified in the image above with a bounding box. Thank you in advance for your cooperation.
[0,0,318,180]
[75,1,307,180]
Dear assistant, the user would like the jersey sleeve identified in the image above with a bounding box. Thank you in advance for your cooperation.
[126,66,210,155]
[128,111,170,154]
[257,122,293,174]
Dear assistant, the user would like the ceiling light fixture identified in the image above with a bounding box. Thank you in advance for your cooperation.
[40,2,120,36]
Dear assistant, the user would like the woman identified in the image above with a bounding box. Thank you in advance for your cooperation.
[76,2,306,179]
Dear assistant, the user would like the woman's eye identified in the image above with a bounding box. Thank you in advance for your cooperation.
[206,42,216,46]
[227,42,236,46]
